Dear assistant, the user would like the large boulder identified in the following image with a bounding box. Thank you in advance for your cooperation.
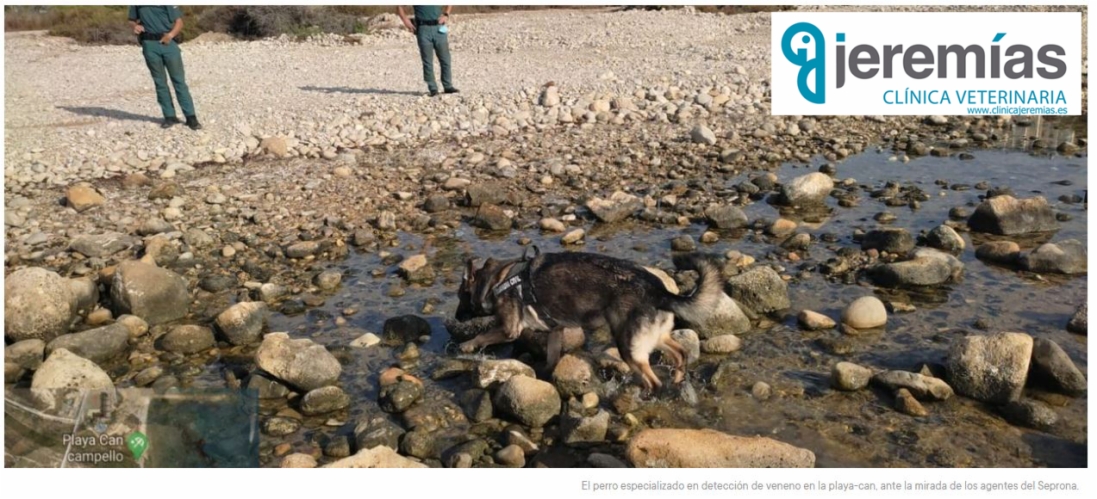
[493,375,561,427]
[1019,240,1087,274]
[1029,338,1087,396]
[45,323,130,365]
[726,267,790,315]
[871,248,963,287]
[967,195,1057,235]
[110,260,189,325]
[323,446,427,468]
[5,267,74,342]
[31,349,113,393]
[255,333,342,391]
[626,429,815,468]
[215,302,269,346]
[947,332,1033,404]
[779,172,834,206]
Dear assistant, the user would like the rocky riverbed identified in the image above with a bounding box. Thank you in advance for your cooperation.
[4,7,1089,469]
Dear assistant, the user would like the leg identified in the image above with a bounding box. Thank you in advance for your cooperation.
[162,43,195,118]
[658,336,687,384]
[416,28,438,93]
[434,30,454,91]
[142,42,176,119]
[458,328,513,353]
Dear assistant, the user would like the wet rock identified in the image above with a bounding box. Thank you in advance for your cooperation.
[947,332,1033,404]
[65,184,105,212]
[975,241,1021,264]
[476,359,535,389]
[133,365,164,387]
[670,235,696,252]
[350,332,381,348]
[701,334,741,354]
[872,248,963,287]
[354,417,404,450]
[110,260,189,325]
[967,195,1058,235]
[473,204,513,231]
[832,362,872,391]
[442,439,490,468]
[1029,338,1087,396]
[199,275,237,293]
[6,339,45,371]
[255,332,341,391]
[894,388,928,417]
[69,232,137,257]
[561,409,610,445]
[31,349,113,393]
[160,325,215,354]
[798,310,835,330]
[726,266,790,315]
[925,224,965,253]
[5,267,74,342]
[323,446,427,468]
[398,255,435,284]
[493,376,561,427]
[314,269,343,290]
[459,389,494,422]
[247,373,290,399]
[779,172,834,206]
[423,195,450,213]
[704,204,748,229]
[626,429,815,468]
[494,444,526,467]
[587,191,642,223]
[1019,240,1087,274]
[465,183,507,207]
[561,228,585,244]
[768,218,798,237]
[382,315,431,345]
[262,417,300,436]
[215,302,268,346]
[379,379,423,413]
[841,296,887,329]
[588,453,628,468]
[1066,303,1086,334]
[999,399,1058,430]
[300,386,350,415]
[860,228,914,254]
[281,453,317,468]
[540,218,566,233]
[45,322,129,365]
[552,355,595,398]
[690,125,716,145]
[871,370,954,400]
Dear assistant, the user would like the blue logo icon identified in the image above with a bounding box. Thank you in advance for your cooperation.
[781,22,826,104]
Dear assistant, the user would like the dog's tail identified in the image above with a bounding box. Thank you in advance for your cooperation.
[662,253,726,325]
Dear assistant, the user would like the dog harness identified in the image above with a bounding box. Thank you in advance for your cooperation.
[490,246,558,328]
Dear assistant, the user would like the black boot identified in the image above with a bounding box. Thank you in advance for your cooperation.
[185,115,202,130]
[444,87,460,94]
[161,117,181,129]
[429,89,440,97]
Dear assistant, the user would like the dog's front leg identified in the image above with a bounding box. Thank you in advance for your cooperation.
[458,300,522,353]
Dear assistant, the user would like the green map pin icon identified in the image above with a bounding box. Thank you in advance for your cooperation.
[126,431,148,461]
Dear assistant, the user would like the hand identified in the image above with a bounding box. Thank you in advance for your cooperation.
[439,15,447,25]
[403,20,416,33]
[133,24,145,35]
[159,34,172,44]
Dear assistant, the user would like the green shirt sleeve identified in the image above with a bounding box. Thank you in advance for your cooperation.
[165,6,181,23]
[128,6,138,21]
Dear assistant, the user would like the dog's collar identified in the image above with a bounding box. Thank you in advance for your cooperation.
[492,260,529,298]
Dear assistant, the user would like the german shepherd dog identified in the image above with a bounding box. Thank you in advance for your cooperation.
[455,249,724,390]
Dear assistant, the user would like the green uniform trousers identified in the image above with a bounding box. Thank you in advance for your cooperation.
[416,25,453,93]
[141,40,195,119]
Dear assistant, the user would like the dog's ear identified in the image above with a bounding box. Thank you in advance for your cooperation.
[483,257,497,269]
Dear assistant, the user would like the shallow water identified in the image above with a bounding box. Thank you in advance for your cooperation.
[231,143,1086,468]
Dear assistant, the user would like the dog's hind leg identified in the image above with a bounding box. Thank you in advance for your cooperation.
[658,334,688,384]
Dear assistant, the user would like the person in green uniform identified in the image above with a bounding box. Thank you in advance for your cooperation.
[128,6,201,130]
[397,5,459,96]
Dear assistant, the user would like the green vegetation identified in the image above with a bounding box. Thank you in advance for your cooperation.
[4,5,789,45]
